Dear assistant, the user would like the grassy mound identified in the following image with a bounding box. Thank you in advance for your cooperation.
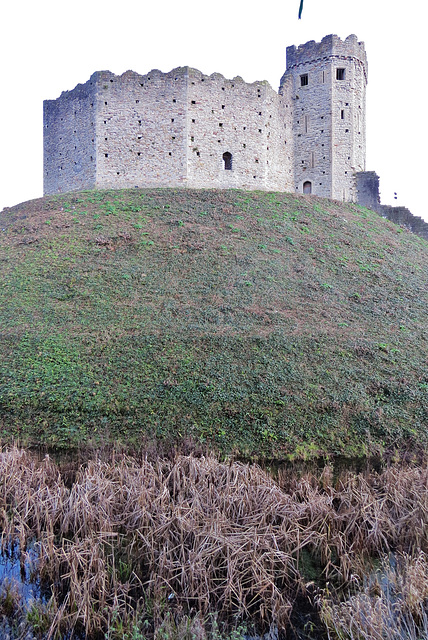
[0,188,426,457]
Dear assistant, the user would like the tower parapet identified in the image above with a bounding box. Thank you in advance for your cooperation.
[285,34,367,81]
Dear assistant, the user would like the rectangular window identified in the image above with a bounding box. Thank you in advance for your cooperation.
[304,115,309,133]
[341,109,345,119]
[336,68,345,80]
[300,74,308,87]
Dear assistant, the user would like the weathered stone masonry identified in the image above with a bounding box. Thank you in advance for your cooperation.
[43,34,426,238]
[44,34,365,200]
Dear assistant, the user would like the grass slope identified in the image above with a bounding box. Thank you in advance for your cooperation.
[0,188,426,458]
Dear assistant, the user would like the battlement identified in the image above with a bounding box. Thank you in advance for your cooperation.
[286,34,367,80]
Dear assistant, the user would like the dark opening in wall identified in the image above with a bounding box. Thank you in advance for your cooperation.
[192,119,195,123]
[303,181,312,194]
[341,110,345,119]
[300,74,308,87]
[191,100,196,104]
[223,152,232,170]
[336,68,345,80]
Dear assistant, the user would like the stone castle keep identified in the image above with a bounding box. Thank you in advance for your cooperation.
[40,32,427,239]
[44,34,370,202]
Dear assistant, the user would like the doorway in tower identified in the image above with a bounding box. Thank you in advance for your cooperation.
[303,181,312,194]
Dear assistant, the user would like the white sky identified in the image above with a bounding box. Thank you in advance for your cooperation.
[1,0,426,222]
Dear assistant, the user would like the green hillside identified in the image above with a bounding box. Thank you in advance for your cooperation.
[0,188,426,458]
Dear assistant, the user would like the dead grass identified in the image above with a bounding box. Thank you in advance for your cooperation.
[319,552,428,639]
[0,447,427,638]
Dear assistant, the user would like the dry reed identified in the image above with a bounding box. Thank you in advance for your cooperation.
[0,447,427,638]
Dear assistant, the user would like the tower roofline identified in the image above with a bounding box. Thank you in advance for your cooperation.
[286,34,368,82]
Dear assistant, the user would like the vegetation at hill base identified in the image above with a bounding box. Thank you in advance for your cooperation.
[0,188,426,459]
[0,448,427,640]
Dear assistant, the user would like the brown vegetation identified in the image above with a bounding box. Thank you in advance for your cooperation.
[0,448,427,638]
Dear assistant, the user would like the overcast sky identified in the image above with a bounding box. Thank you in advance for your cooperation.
[1,0,426,222]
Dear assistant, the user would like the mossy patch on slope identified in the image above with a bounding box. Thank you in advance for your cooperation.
[0,188,426,457]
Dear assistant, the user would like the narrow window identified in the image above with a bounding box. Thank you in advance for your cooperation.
[310,152,315,168]
[304,115,309,133]
[303,181,312,194]
[300,74,308,87]
[341,109,345,119]
[223,152,232,170]
[336,68,345,80]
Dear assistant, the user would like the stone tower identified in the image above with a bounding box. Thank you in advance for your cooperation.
[280,34,368,201]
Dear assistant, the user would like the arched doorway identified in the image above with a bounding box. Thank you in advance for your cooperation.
[303,180,312,194]
[223,152,232,171]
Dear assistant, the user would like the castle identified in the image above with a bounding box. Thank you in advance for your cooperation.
[41,34,428,239]
[43,34,371,202]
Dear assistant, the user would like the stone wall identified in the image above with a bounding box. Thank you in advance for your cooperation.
[44,67,294,194]
[95,68,188,189]
[185,69,293,191]
[44,76,97,195]
[356,171,428,240]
